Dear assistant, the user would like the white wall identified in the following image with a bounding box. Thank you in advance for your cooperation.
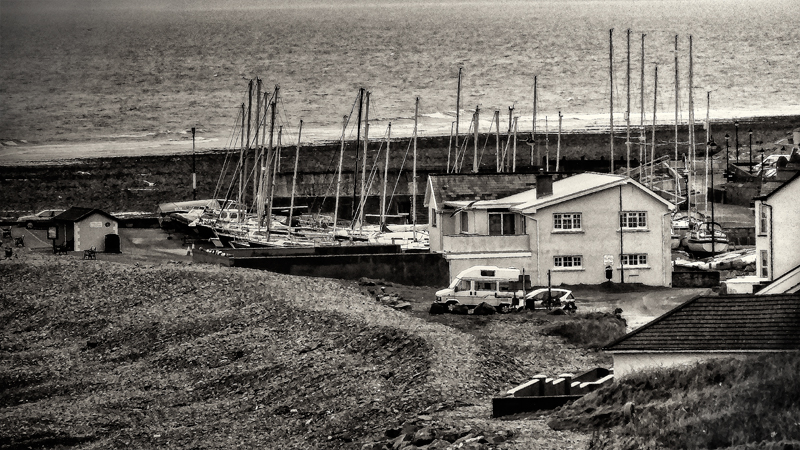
[757,179,800,280]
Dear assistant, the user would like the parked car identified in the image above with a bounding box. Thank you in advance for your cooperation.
[17,209,66,229]
[525,288,577,310]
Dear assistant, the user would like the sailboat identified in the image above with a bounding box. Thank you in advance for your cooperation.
[683,39,728,256]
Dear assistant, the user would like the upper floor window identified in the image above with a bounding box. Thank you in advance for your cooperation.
[758,205,768,235]
[621,253,648,266]
[460,210,469,233]
[489,211,517,236]
[620,211,647,229]
[554,255,583,268]
[760,250,769,278]
[431,208,437,228]
[553,213,582,231]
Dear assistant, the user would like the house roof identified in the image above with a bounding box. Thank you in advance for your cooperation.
[755,170,800,200]
[443,172,674,213]
[425,173,539,210]
[605,293,800,352]
[54,207,117,223]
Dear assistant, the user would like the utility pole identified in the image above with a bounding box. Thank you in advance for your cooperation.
[609,28,615,173]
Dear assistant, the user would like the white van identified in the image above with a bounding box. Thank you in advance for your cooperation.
[434,266,528,311]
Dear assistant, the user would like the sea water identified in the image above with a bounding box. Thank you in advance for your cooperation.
[1,0,798,145]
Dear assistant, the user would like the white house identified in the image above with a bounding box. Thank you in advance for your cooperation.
[755,171,800,283]
[605,293,800,378]
[429,172,675,287]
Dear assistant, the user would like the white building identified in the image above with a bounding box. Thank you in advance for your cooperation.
[755,171,800,283]
[428,172,675,287]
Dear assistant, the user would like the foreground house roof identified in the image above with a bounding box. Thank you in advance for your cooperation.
[54,207,116,223]
[605,294,800,352]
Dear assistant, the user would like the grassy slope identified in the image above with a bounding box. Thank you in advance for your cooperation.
[549,353,800,449]
[0,254,618,449]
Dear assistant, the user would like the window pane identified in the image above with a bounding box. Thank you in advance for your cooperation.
[503,214,515,235]
[461,211,469,232]
[554,214,562,229]
[554,256,563,267]
[489,213,502,235]
[574,256,582,267]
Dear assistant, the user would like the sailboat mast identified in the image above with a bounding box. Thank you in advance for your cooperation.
[609,28,615,173]
[288,120,302,235]
[532,75,537,166]
[456,68,462,153]
[265,87,278,236]
[360,91,370,230]
[674,35,679,207]
[556,111,562,172]
[494,110,500,172]
[245,79,253,211]
[239,103,246,218]
[253,78,262,204]
[352,88,364,222]
[626,28,631,177]
[688,35,695,216]
[705,90,710,215]
[381,123,391,228]
[447,122,454,174]
[333,115,347,236]
[513,116,518,173]
[545,116,550,172]
[640,33,646,183]
[651,65,658,189]
[412,96,419,229]
[508,106,514,172]
[473,105,480,173]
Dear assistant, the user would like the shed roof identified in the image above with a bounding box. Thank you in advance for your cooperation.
[54,207,117,223]
[755,170,800,200]
[425,173,539,209]
[605,294,800,352]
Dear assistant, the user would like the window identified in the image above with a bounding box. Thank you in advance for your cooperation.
[554,255,583,268]
[759,205,768,235]
[456,279,471,291]
[553,213,582,231]
[761,250,769,278]
[489,212,517,235]
[620,211,647,229]
[431,209,437,228]
[621,254,648,266]
[460,211,469,233]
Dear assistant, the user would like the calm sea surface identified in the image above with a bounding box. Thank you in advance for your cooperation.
[1,0,798,145]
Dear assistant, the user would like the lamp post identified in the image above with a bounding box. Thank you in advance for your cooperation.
[759,146,765,180]
[707,136,718,255]
[748,129,753,174]
[734,121,739,165]
[724,133,730,180]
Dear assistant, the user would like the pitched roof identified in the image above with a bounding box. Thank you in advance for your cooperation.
[442,172,674,213]
[426,173,539,209]
[54,207,116,222]
[756,170,800,200]
[605,294,800,352]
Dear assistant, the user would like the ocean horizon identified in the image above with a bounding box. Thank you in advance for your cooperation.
[1,0,798,147]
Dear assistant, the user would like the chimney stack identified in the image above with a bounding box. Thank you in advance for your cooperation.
[536,174,553,199]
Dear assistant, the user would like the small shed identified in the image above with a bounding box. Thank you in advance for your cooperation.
[52,207,119,252]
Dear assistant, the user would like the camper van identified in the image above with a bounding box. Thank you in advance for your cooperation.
[434,266,528,311]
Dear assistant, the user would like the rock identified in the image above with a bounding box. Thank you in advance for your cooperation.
[385,427,402,439]
[392,433,411,450]
[392,302,412,311]
[429,303,447,315]
[548,308,566,315]
[451,304,470,315]
[440,428,470,443]
[361,443,387,450]
[473,302,496,315]
[412,427,435,446]
[421,439,450,450]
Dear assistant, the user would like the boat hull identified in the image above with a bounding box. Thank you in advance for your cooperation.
[686,239,729,256]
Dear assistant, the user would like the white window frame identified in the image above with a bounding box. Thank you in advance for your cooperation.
[431,208,437,228]
[620,211,648,230]
[621,253,648,267]
[758,204,768,236]
[553,213,582,232]
[760,250,769,278]
[554,255,583,269]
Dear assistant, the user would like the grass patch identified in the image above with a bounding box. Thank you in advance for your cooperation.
[541,312,627,349]
[550,353,800,449]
